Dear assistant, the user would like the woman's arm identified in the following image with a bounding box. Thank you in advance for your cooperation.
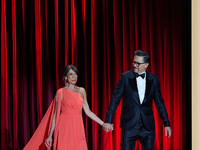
[45,91,62,148]
[80,87,104,126]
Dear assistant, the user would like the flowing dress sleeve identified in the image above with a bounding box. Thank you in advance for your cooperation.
[23,89,62,150]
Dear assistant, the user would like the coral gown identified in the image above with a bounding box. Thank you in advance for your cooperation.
[23,88,88,150]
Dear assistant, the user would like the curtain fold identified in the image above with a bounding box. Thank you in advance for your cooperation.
[11,0,18,149]
[1,0,186,149]
[1,0,8,150]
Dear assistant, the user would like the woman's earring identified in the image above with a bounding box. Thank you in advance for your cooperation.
[64,78,67,86]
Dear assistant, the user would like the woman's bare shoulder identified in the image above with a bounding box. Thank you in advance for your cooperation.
[78,87,85,91]
[77,87,86,97]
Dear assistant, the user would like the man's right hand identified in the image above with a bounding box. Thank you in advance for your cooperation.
[102,123,114,132]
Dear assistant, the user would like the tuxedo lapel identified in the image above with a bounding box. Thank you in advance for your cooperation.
[128,74,140,104]
[142,72,153,104]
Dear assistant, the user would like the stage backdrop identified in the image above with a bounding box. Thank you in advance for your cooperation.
[1,0,184,149]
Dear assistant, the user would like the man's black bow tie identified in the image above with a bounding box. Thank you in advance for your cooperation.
[135,73,145,79]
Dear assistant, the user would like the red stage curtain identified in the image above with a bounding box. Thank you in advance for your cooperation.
[1,0,185,149]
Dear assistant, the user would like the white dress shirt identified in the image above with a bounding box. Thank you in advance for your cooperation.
[136,71,146,104]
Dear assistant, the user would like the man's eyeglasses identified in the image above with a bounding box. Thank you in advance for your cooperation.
[131,60,145,67]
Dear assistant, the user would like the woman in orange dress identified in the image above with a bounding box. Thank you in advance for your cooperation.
[23,65,112,150]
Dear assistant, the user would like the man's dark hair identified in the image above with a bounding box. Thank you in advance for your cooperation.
[134,50,150,63]
[63,64,79,78]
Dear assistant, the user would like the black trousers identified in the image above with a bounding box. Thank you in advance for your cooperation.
[121,117,155,150]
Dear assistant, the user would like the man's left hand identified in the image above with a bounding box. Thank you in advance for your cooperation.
[165,127,172,138]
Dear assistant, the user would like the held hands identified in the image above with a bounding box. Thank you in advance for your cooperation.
[102,123,114,132]
[45,136,52,148]
[165,127,172,138]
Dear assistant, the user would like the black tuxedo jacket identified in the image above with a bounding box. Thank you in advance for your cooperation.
[105,70,170,131]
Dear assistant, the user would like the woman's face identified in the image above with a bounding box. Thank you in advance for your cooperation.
[65,69,78,85]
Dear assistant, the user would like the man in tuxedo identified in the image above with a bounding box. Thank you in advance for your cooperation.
[103,50,172,150]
